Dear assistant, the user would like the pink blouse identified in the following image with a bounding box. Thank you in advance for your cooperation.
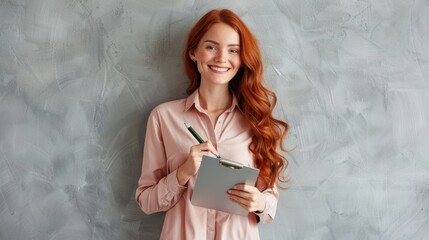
[135,90,279,240]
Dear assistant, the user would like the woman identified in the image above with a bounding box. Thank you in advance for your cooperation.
[135,9,288,240]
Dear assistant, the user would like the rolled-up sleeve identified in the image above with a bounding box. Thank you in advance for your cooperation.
[254,180,279,223]
[135,108,186,215]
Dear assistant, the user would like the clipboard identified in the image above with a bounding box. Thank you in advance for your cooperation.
[190,155,260,216]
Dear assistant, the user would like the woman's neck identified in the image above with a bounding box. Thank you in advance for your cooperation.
[198,84,232,112]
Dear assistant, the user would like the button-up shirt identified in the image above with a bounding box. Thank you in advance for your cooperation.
[135,90,279,240]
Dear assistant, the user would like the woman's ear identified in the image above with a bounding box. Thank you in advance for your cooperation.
[189,50,196,62]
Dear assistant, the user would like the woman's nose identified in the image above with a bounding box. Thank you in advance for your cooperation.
[214,50,227,63]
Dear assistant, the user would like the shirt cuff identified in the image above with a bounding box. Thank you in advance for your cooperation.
[254,197,267,214]
[165,169,187,194]
[253,192,277,223]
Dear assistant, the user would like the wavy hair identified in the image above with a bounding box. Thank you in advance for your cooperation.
[183,9,288,188]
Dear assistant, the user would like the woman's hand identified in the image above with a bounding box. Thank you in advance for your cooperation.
[176,141,218,186]
[227,184,266,213]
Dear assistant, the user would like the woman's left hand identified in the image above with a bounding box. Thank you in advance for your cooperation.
[227,184,266,213]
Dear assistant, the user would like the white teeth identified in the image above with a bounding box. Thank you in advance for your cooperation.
[210,66,229,72]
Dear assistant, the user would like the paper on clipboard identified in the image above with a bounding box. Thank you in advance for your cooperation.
[190,155,259,216]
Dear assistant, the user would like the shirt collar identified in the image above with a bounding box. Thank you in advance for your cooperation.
[185,89,239,113]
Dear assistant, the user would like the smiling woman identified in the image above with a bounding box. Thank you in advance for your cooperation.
[135,9,288,240]
[189,22,242,89]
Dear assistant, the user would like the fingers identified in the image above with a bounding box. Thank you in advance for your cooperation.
[185,141,218,173]
[228,191,254,210]
[190,141,219,158]
[205,141,220,158]
[228,184,256,203]
[178,142,220,186]
[227,184,265,213]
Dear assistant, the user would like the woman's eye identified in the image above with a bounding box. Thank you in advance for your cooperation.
[229,49,240,54]
[206,45,216,51]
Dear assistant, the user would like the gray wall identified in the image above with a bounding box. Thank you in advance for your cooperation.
[1,0,428,239]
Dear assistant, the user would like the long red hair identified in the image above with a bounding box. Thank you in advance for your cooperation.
[183,9,288,188]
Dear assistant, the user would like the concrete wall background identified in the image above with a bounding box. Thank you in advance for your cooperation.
[1,0,428,239]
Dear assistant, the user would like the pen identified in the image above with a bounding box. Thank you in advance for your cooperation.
[184,122,221,159]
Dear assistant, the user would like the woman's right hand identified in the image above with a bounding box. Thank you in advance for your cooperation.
[176,141,218,186]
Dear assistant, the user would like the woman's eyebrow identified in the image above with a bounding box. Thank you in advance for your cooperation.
[204,40,240,47]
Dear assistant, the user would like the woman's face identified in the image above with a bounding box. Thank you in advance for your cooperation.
[189,23,242,87]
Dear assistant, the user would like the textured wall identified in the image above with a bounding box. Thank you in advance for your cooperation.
[1,0,428,239]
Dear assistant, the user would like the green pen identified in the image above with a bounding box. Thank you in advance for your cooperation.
[184,122,221,158]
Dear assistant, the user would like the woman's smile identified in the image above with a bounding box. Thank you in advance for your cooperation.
[209,65,230,72]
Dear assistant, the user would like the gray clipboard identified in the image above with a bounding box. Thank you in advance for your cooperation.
[190,155,260,216]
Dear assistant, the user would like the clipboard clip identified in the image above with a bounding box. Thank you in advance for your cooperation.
[219,159,243,169]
